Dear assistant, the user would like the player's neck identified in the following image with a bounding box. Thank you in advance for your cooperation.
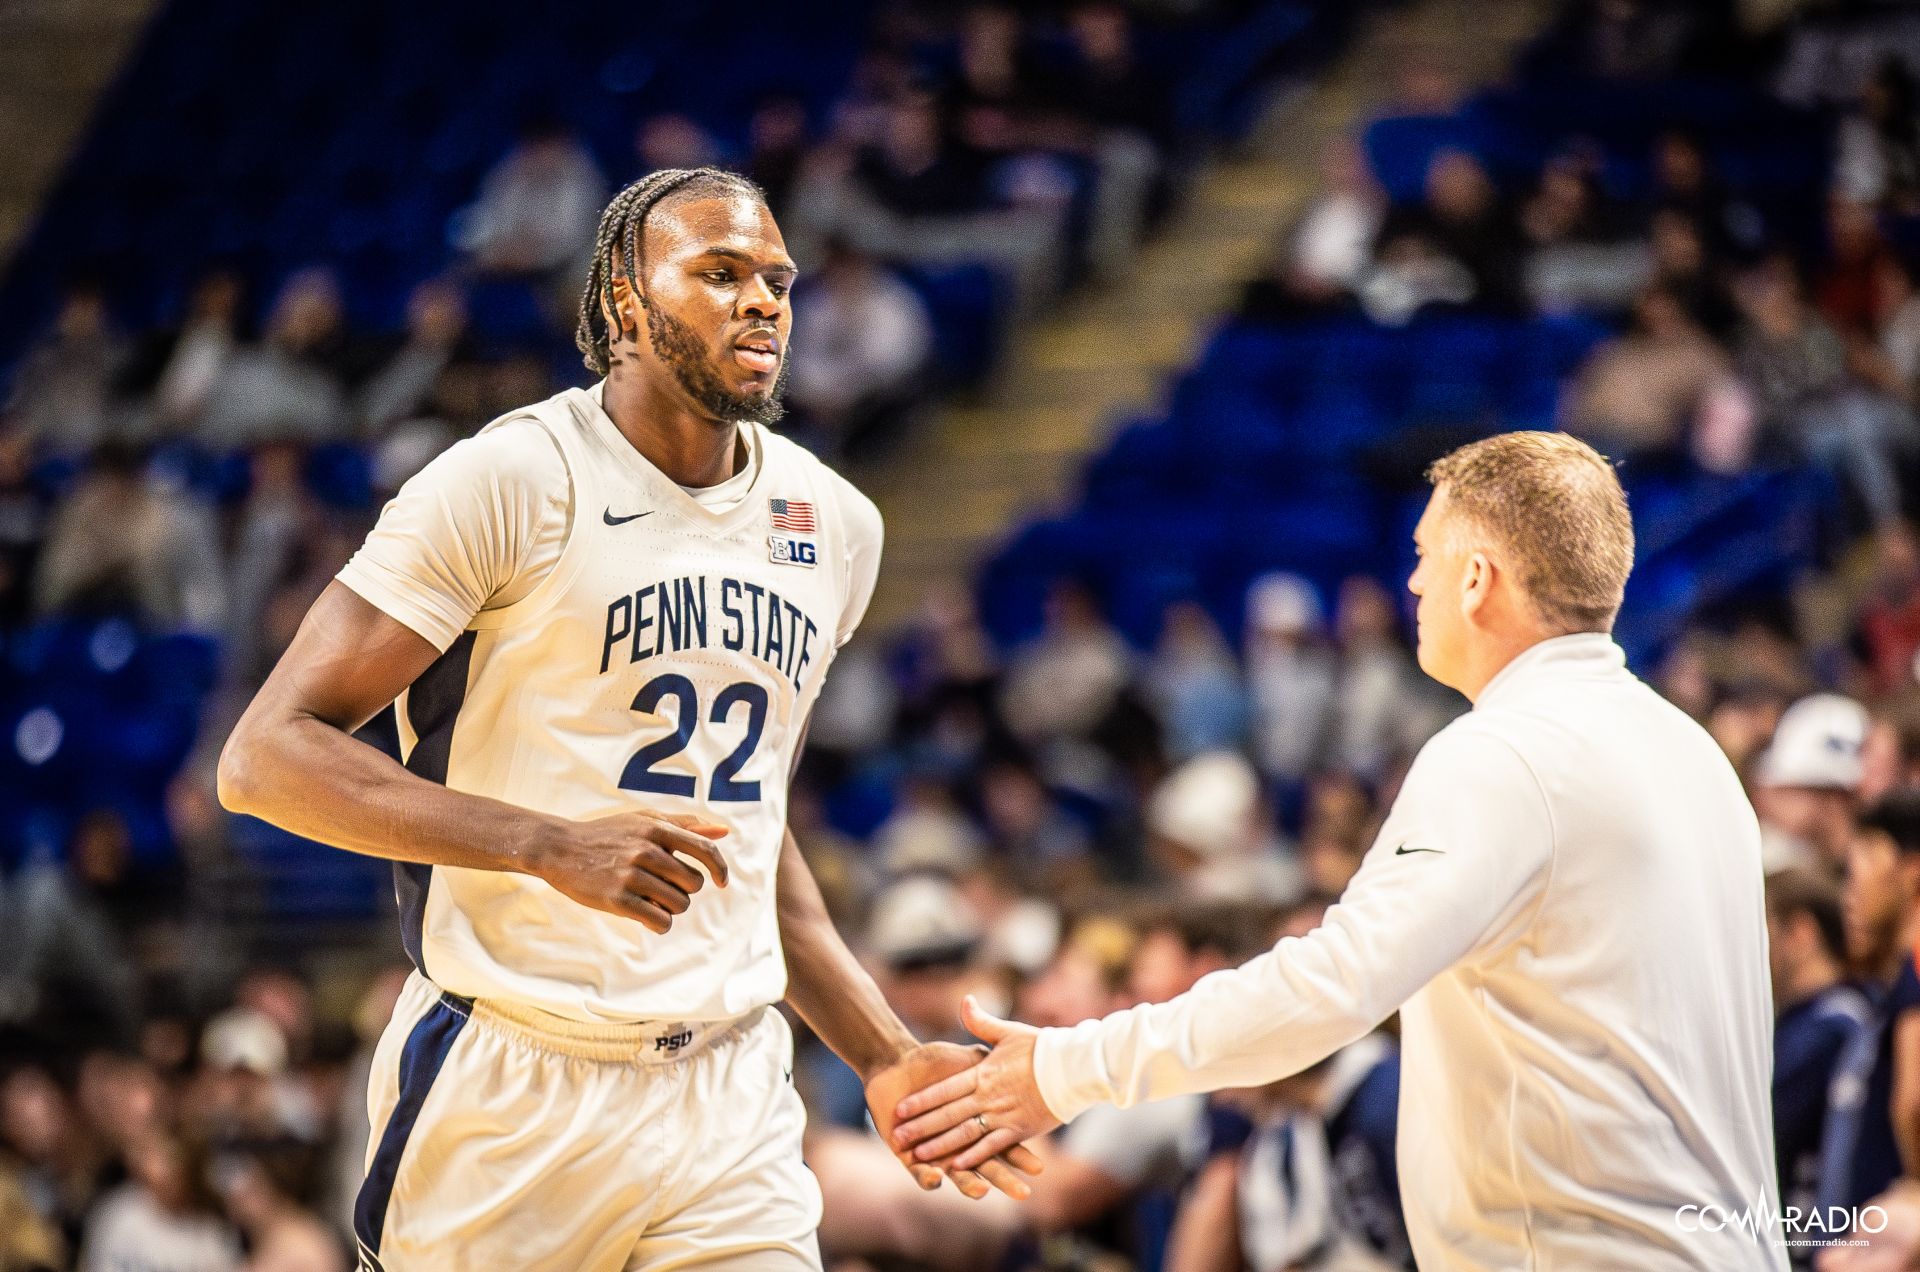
[602,374,743,488]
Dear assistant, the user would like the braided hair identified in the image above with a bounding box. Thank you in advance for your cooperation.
[574,167,766,377]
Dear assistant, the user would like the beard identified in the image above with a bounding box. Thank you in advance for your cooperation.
[646,303,787,427]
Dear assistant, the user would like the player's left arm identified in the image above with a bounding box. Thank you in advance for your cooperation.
[778,481,1037,1197]
[774,820,1038,1201]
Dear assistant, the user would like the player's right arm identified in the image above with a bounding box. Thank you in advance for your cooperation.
[217,583,727,933]
[217,425,728,934]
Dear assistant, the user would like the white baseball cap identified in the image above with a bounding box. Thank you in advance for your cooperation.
[200,1007,288,1077]
[867,876,982,969]
[1758,693,1870,792]
[1148,750,1260,858]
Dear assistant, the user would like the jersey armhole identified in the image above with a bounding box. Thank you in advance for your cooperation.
[466,418,587,633]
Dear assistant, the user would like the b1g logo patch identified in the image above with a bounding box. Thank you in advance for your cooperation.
[769,534,817,567]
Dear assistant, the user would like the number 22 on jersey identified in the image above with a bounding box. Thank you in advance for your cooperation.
[619,673,767,802]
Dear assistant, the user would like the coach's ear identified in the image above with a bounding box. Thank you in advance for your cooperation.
[1461,549,1494,620]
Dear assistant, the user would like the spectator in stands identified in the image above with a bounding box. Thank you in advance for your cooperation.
[1647,129,1756,257]
[805,636,899,776]
[190,1006,323,1150]
[1519,144,1644,313]
[1024,911,1247,1262]
[946,5,1043,147]
[0,1151,62,1272]
[999,579,1132,744]
[77,1132,238,1272]
[1820,1183,1920,1271]
[1736,254,1912,530]
[224,440,325,682]
[1049,2,1166,276]
[795,86,1064,312]
[786,240,932,458]
[1817,198,1900,338]
[1755,693,1871,874]
[32,441,226,628]
[1647,207,1739,338]
[453,113,606,281]
[0,810,156,1049]
[1146,750,1299,904]
[912,837,1057,987]
[1018,914,1131,1030]
[1861,695,1920,807]
[1543,0,1694,80]
[634,112,723,174]
[2,1067,93,1249]
[824,46,917,151]
[1058,2,1167,142]
[219,1148,345,1272]
[1189,1041,1409,1272]
[1144,599,1247,762]
[352,279,469,438]
[1563,283,1744,461]
[861,876,998,1162]
[5,277,127,457]
[1829,796,1920,1212]
[1370,149,1524,314]
[1241,138,1382,321]
[893,582,1002,723]
[747,96,812,219]
[117,269,247,435]
[1833,56,1920,214]
[874,773,988,879]
[1244,572,1335,785]
[1299,821,1369,902]
[1518,147,1616,253]
[0,425,48,628]
[1768,868,1873,1234]
[977,760,1094,888]
[197,269,351,450]
[850,89,990,221]
[74,1051,168,1173]
[1330,574,1439,780]
[1853,528,1920,699]
[1168,901,1408,1272]
[1859,253,1920,408]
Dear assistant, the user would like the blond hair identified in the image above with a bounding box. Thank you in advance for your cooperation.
[1425,431,1634,632]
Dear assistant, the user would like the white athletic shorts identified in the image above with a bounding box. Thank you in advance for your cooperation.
[352,972,823,1271]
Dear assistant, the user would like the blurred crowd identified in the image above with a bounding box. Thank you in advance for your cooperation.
[1244,44,1920,539]
[9,0,1920,1270]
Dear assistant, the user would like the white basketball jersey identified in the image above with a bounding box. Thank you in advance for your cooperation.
[355,384,876,1024]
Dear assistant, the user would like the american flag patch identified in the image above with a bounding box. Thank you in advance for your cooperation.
[770,498,817,533]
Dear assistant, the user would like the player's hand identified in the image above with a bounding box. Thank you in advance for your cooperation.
[865,1040,1044,1201]
[891,996,1061,1173]
[529,810,730,934]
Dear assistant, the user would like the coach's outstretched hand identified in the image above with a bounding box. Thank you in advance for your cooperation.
[889,996,1061,1175]
[529,810,731,934]
[865,1040,1044,1202]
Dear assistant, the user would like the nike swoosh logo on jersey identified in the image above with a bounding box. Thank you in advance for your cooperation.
[604,508,653,526]
[1394,843,1444,856]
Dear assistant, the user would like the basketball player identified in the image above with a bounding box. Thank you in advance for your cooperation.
[217,167,1035,1270]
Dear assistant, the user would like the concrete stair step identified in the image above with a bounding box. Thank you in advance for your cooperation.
[853,0,1559,632]
[0,0,161,270]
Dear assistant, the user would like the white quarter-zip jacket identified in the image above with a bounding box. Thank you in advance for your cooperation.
[1034,634,1784,1270]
